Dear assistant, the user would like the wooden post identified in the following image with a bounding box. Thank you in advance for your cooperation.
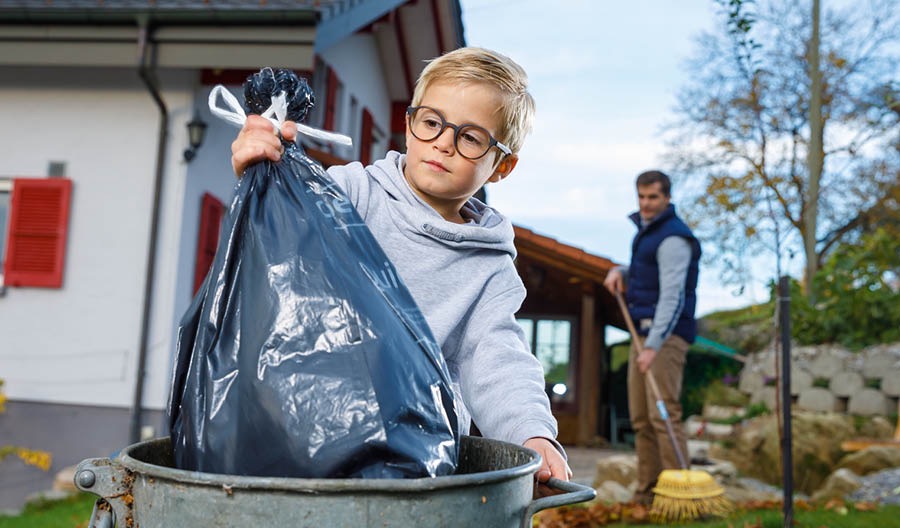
[577,286,599,446]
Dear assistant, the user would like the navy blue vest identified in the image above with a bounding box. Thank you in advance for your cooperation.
[625,204,701,343]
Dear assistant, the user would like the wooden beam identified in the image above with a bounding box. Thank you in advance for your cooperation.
[577,288,599,446]
[516,245,609,284]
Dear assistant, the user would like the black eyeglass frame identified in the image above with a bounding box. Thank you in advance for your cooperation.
[406,105,512,160]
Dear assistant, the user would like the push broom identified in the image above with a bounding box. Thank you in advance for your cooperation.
[615,292,732,522]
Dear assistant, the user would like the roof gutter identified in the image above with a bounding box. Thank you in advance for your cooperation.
[129,18,168,445]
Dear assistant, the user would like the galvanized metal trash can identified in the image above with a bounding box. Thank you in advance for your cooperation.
[75,436,595,528]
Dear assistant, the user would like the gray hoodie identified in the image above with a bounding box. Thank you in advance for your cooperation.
[326,151,558,447]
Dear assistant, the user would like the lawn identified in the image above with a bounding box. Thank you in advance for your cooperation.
[3,493,900,527]
[0,493,95,528]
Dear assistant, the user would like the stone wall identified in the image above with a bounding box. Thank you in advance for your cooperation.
[738,342,900,416]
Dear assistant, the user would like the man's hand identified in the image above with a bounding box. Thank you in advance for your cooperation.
[231,115,299,177]
[524,437,572,497]
[603,268,624,295]
[637,347,657,373]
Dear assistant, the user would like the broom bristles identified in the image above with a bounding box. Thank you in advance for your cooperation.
[650,469,733,522]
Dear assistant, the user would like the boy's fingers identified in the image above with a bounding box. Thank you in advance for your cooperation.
[281,121,298,142]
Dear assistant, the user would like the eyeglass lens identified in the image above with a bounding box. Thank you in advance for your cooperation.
[409,107,494,159]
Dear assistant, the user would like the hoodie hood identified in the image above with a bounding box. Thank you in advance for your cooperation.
[367,151,518,258]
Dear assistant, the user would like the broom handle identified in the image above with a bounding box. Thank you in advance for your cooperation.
[615,291,689,470]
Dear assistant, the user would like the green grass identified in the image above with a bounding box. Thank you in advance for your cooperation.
[0,493,95,528]
[5,492,900,527]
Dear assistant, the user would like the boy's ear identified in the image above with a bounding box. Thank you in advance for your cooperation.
[489,154,518,183]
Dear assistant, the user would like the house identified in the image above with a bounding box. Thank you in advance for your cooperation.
[0,0,466,511]
[513,226,623,446]
[0,0,624,513]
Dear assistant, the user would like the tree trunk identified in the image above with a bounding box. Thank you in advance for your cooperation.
[805,0,824,299]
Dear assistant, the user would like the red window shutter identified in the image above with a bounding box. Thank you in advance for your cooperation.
[193,193,225,295]
[360,108,374,166]
[4,178,72,288]
[323,67,339,131]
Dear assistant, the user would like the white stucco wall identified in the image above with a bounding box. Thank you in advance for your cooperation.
[0,33,399,413]
[0,66,195,410]
[319,32,392,160]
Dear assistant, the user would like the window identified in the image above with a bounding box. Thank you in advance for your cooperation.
[193,192,225,295]
[323,66,341,132]
[359,108,374,166]
[517,317,576,405]
[2,177,73,288]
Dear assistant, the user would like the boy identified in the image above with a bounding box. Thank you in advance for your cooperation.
[231,47,570,486]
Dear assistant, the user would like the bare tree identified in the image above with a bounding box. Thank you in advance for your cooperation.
[664,0,899,292]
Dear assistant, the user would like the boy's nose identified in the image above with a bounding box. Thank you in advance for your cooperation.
[433,127,456,153]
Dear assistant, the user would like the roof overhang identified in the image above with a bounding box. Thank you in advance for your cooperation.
[0,5,318,69]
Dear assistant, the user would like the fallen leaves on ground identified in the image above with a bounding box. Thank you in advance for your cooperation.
[534,502,649,527]
[533,498,880,527]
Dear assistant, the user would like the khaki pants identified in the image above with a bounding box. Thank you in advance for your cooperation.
[627,334,689,502]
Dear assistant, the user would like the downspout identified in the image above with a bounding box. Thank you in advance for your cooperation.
[129,18,169,444]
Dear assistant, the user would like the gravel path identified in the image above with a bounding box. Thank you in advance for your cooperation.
[847,467,900,505]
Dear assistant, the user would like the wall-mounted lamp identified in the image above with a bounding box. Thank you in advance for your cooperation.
[183,115,208,162]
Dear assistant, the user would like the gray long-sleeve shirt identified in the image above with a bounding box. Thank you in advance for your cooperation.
[617,236,692,351]
[325,151,559,448]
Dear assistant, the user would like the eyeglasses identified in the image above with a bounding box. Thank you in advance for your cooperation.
[406,106,511,160]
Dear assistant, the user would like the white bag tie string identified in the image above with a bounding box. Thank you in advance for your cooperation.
[208,85,353,147]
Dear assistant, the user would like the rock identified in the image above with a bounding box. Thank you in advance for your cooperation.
[791,368,813,396]
[593,454,637,489]
[811,468,862,502]
[52,465,78,493]
[797,387,839,412]
[703,404,745,421]
[848,388,893,416]
[25,489,72,505]
[856,416,896,440]
[837,446,900,476]
[593,480,634,504]
[750,387,777,410]
[739,364,768,394]
[829,371,864,398]
[880,369,900,396]
[809,351,845,379]
[694,458,738,485]
[862,347,900,380]
[703,422,736,440]
[723,477,783,503]
[847,467,900,505]
[712,412,857,494]
[684,415,705,438]
[688,440,711,462]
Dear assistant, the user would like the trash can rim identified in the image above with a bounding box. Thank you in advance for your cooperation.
[116,436,542,493]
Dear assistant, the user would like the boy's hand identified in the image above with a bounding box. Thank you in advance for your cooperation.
[524,437,572,497]
[231,115,299,177]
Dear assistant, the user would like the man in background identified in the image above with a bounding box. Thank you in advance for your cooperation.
[603,170,701,505]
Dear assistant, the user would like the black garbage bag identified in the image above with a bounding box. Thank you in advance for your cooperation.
[167,68,459,479]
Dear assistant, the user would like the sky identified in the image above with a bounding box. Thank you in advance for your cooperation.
[458,0,772,317]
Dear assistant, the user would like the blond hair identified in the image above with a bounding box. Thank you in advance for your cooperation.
[411,47,535,156]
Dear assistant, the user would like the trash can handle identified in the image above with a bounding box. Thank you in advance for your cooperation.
[522,477,596,527]
[74,458,132,528]
[86,499,115,528]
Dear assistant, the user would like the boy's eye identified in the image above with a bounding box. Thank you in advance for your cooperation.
[459,127,488,148]
[422,117,442,129]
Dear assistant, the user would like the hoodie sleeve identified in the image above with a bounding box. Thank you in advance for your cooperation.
[326,161,373,217]
[454,272,562,453]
